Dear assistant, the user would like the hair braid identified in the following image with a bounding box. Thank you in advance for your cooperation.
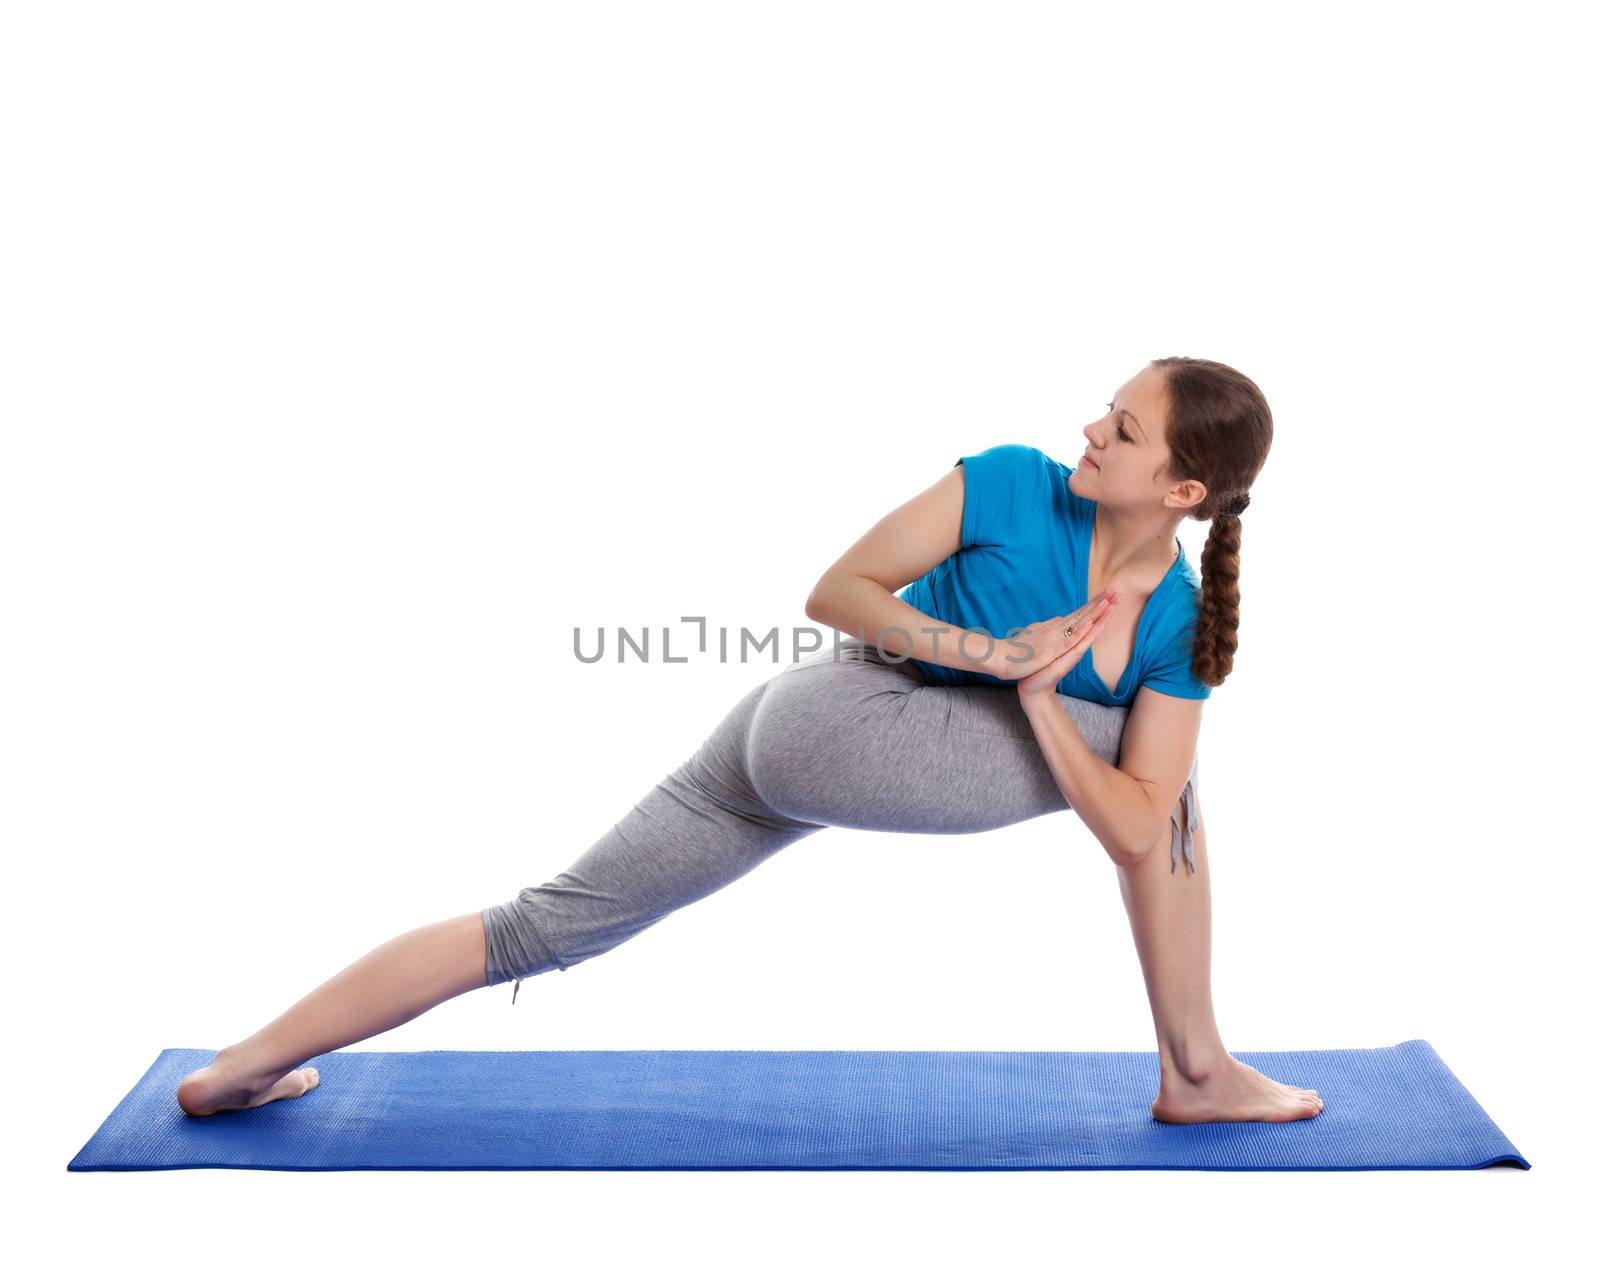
[1148,354,1273,691]
[1193,508,1244,686]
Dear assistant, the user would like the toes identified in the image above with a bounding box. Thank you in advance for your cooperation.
[259,1068,315,1105]
[261,1076,295,1105]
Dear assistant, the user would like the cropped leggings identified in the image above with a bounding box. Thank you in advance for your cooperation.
[480,639,1200,992]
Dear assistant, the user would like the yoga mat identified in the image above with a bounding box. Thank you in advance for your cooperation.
[68,1038,1529,1172]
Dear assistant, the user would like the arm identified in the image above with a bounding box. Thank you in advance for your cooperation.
[1019,683,1204,866]
[804,461,998,677]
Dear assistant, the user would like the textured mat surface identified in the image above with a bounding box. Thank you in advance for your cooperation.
[68,1038,1529,1172]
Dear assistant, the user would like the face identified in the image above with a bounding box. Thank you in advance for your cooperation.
[1071,366,1195,511]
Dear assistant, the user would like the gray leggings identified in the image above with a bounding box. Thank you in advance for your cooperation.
[480,639,1200,991]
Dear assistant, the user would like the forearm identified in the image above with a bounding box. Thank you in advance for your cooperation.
[805,574,1000,676]
[1020,693,1162,864]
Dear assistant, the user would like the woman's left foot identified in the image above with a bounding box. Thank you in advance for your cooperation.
[176,1047,320,1117]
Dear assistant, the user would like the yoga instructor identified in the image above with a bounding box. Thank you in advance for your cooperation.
[177,355,1322,1125]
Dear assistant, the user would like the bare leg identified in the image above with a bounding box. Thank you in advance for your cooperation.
[1117,792,1325,1123]
[176,911,488,1116]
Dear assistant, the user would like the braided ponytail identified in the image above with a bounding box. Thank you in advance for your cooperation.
[1148,356,1273,690]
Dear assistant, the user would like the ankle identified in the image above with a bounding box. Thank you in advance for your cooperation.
[1157,1036,1230,1086]
[212,1042,275,1089]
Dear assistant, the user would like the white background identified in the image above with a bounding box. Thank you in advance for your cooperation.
[5,1,1594,1275]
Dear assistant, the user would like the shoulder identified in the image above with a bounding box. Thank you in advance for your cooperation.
[955,443,1066,546]
[1166,543,1204,614]
[1176,550,1202,592]
[1164,562,1204,640]
[957,442,1082,516]
[957,442,1059,475]
[1141,554,1212,699]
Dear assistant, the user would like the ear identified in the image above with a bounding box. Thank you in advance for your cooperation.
[1167,476,1207,514]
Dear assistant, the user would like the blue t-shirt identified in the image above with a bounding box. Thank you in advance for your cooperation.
[895,442,1211,704]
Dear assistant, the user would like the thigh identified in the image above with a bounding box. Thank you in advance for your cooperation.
[482,678,826,983]
[748,640,1134,834]
[554,677,824,909]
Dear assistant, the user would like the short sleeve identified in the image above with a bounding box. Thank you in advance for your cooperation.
[954,443,1052,549]
[1140,606,1214,700]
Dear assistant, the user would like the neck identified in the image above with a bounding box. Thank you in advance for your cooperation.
[1091,504,1182,581]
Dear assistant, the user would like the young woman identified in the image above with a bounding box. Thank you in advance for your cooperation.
[177,355,1323,1125]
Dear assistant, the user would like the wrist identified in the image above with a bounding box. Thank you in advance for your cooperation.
[1017,684,1057,714]
[979,635,1020,680]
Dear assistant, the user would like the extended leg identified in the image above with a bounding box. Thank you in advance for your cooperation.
[178,677,821,1116]
[481,679,825,985]
[177,910,489,1115]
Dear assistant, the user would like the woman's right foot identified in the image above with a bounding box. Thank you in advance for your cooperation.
[1152,1054,1325,1123]
[176,1046,320,1117]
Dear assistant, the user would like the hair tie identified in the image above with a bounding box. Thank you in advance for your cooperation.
[1222,491,1251,518]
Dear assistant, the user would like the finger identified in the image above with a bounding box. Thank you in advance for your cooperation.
[1061,610,1111,659]
[1078,612,1113,648]
[1045,609,1112,678]
[1067,591,1115,626]
[1045,638,1082,679]
[1062,598,1113,641]
[1039,622,1102,690]
[1064,592,1106,623]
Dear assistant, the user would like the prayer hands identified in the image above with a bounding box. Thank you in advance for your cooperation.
[1001,589,1119,704]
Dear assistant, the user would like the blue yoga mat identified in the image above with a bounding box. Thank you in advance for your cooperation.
[68,1038,1528,1172]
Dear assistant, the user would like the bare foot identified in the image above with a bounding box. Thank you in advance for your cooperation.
[1152,1054,1325,1123]
[176,1046,321,1117]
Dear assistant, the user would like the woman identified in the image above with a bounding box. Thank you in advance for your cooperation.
[177,355,1323,1125]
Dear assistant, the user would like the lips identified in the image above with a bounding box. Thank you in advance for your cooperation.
[1080,453,1098,469]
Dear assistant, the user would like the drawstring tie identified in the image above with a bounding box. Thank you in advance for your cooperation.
[1171,774,1197,875]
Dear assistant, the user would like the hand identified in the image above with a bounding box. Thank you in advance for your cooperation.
[1009,591,1119,704]
[985,589,1116,680]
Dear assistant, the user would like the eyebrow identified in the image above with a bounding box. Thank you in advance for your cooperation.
[1113,401,1149,443]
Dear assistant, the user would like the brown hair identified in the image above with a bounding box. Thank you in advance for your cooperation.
[1149,355,1273,688]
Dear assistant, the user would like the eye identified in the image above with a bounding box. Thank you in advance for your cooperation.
[1106,402,1132,443]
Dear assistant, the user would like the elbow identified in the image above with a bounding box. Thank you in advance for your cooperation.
[1108,791,1170,868]
[1108,832,1161,869]
[808,572,889,632]
[805,574,845,624]
[1108,844,1144,869]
